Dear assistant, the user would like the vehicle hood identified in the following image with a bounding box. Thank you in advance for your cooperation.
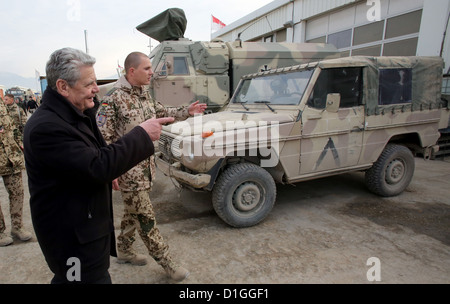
[162,110,295,136]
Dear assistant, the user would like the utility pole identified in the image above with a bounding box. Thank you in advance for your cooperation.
[84,30,89,54]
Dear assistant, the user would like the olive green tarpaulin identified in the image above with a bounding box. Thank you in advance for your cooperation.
[136,8,187,42]
[316,56,445,115]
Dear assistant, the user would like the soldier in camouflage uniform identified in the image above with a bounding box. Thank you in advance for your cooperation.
[0,95,32,246]
[4,94,27,143]
[97,52,207,281]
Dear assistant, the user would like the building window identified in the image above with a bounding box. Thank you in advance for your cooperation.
[307,36,326,43]
[276,29,287,42]
[383,38,418,56]
[327,29,352,49]
[385,10,422,39]
[352,45,382,56]
[379,69,412,105]
[443,76,450,95]
[353,21,384,46]
[264,35,273,42]
[306,8,423,58]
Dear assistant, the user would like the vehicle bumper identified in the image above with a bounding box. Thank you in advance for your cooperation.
[155,152,211,188]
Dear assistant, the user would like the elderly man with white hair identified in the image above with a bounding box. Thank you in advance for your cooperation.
[23,47,173,284]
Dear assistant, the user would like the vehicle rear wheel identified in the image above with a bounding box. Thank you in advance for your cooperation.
[365,144,415,197]
[212,163,276,228]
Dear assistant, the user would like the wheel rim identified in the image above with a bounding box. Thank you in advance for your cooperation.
[385,158,405,184]
[233,182,262,212]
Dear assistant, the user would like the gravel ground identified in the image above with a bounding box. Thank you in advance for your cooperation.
[0,157,449,286]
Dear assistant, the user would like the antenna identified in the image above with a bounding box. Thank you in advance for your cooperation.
[84,30,89,54]
[237,15,273,42]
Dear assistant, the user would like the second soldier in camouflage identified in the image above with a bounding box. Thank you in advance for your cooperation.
[97,51,206,281]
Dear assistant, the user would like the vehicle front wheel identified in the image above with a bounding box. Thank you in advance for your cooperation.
[212,163,276,228]
[365,144,415,197]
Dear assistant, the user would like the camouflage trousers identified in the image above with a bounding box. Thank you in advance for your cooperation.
[0,172,24,234]
[118,190,173,268]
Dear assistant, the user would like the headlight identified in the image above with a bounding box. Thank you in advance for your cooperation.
[180,136,203,164]
[188,151,195,161]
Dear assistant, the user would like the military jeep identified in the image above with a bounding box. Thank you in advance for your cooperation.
[155,56,450,228]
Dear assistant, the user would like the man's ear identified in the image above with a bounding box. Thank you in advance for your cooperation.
[56,79,70,97]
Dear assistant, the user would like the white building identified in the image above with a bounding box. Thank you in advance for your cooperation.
[212,0,450,73]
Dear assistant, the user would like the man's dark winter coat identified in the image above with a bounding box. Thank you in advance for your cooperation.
[23,87,154,283]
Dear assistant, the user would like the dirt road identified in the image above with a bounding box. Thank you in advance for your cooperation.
[0,157,449,284]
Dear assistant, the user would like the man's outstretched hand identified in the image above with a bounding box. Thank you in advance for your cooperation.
[139,117,175,141]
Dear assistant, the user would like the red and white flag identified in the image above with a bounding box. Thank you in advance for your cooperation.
[211,15,226,32]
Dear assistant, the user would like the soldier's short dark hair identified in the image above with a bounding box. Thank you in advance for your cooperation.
[124,52,148,74]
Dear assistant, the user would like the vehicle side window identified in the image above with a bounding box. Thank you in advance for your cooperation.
[173,57,189,75]
[159,63,167,76]
[307,67,363,109]
[378,68,412,105]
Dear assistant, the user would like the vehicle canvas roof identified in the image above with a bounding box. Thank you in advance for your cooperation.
[316,56,444,113]
[244,56,445,114]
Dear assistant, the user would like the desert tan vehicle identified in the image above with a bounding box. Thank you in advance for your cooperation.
[155,56,450,227]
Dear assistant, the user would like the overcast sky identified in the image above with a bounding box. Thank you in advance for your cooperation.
[0,0,273,80]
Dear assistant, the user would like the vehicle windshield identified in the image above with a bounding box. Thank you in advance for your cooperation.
[232,69,313,105]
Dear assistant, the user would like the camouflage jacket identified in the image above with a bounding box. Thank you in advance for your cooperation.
[0,101,25,176]
[97,75,190,191]
[6,103,27,144]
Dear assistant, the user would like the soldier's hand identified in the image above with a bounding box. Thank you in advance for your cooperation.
[188,100,208,115]
[139,117,175,141]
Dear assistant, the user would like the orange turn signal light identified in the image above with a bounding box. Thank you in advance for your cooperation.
[202,131,214,138]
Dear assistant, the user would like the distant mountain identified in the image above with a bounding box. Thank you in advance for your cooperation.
[0,72,40,91]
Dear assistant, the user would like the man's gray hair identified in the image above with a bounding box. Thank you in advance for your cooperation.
[46,47,96,90]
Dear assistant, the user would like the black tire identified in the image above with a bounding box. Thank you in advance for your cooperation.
[365,144,415,197]
[212,163,276,228]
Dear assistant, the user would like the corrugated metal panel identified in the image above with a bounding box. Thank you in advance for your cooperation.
[300,0,360,20]
[240,5,290,40]
[229,5,292,41]
[213,0,361,41]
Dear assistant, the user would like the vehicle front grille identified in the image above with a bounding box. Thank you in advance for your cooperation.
[159,133,182,159]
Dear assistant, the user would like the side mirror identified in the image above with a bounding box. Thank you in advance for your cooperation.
[326,93,340,113]
[166,61,173,75]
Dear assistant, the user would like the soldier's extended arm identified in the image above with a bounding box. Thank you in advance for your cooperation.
[153,99,190,121]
